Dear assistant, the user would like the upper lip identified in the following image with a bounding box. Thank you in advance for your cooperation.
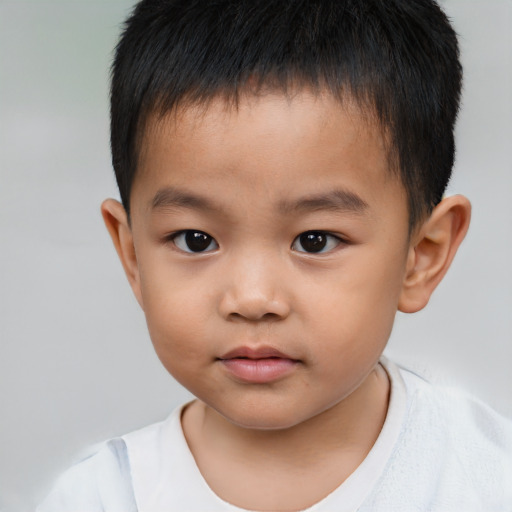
[218,346,297,360]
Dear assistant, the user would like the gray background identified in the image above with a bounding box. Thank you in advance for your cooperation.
[1,1,511,510]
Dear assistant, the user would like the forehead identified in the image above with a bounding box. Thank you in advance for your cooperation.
[142,90,386,154]
[132,91,405,224]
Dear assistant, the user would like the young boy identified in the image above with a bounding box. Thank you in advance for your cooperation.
[39,0,512,510]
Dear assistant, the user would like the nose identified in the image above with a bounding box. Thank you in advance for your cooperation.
[218,251,291,322]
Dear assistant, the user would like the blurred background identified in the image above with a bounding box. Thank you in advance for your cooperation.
[0,0,511,510]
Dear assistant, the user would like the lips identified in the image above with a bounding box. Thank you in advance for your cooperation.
[219,346,294,360]
[218,346,299,383]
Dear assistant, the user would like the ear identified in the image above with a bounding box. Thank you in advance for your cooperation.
[398,195,471,313]
[101,199,144,309]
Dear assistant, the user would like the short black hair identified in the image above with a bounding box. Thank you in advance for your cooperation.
[111,0,462,229]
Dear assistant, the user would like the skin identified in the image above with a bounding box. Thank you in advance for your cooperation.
[102,91,471,511]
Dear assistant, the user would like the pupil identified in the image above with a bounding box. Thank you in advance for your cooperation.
[185,231,211,252]
[300,232,327,252]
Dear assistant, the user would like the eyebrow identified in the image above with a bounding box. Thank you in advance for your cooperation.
[278,189,369,215]
[150,187,220,213]
[150,186,369,216]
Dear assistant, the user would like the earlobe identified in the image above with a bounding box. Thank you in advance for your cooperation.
[398,195,471,313]
[101,199,144,309]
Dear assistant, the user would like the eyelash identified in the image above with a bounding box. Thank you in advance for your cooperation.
[165,230,347,254]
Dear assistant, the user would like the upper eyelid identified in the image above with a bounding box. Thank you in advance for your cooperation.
[293,231,348,242]
[163,230,185,242]
[165,229,211,239]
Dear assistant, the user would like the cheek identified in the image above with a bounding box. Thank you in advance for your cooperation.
[144,303,210,390]
[138,266,213,362]
[304,249,406,349]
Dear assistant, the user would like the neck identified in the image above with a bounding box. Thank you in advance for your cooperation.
[181,364,390,511]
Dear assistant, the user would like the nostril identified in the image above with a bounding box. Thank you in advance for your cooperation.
[261,312,281,321]
[219,288,291,321]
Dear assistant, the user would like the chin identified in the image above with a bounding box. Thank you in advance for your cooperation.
[214,402,313,432]
[233,417,297,431]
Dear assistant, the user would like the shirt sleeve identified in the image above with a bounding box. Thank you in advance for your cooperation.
[37,439,138,512]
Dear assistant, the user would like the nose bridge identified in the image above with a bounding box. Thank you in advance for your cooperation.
[219,244,291,321]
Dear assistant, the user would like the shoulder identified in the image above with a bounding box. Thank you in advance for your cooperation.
[37,407,186,512]
[399,363,512,452]
[371,360,512,510]
[37,438,137,512]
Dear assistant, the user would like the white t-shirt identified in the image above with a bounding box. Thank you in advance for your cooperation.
[38,359,512,512]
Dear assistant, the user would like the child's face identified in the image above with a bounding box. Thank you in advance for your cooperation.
[127,91,411,429]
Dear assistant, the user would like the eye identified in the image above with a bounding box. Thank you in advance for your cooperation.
[171,230,218,253]
[291,231,342,253]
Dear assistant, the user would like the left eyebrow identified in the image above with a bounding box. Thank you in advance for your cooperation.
[149,186,221,213]
[278,189,369,215]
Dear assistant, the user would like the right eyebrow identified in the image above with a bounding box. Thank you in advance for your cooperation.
[150,186,220,213]
[278,188,369,216]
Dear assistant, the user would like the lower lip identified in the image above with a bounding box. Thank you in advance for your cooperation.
[220,358,298,383]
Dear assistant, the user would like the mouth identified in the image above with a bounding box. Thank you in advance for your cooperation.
[219,346,295,360]
[218,346,300,383]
